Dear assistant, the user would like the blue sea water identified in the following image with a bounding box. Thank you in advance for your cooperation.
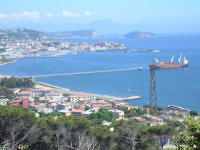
[0,35,200,111]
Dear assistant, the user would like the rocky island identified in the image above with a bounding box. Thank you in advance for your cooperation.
[124,31,156,39]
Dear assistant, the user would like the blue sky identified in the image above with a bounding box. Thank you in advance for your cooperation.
[0,0,200,34]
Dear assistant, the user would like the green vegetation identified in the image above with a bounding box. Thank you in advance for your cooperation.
[89,108,114,123]
[165,119,182,128]
[0,105,199,149]
[34,96,47,103]
[147,125,175,136]
[120,108,146,118]
[0,86,14,98]
[189,110,199,117]
[0,77,35,89]
[39,111,62,118]
[175,118,200,149]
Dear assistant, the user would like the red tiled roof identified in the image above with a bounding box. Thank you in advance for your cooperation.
[133,117,146,122]
[48,100,62,103]
[71,109,84,113]
[29,103,35,107]
[9,100,21,106]
[19,91,31,95]
[22,97,29,100]
[31,89,51,92]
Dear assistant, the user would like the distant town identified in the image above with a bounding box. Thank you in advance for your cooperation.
[0,28,159,65]
[0,28,127,65]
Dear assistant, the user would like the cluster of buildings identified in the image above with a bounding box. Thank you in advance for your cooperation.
[0,38,71,59]
[0,86,136,120]
[69,41,126,52]
[0,85,191,128]
[0,34,126,62]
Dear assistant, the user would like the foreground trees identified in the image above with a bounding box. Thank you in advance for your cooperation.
[1,105,198,150]
[0,106,37,150]
[175,118,200,150]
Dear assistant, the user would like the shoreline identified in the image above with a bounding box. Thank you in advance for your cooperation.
[0,48,159,66]
[35,81,123,101]
[0,60,17,66]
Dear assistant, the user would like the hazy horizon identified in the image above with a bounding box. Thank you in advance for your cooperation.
[0,0,200,34]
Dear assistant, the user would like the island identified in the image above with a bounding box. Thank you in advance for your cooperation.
[124,31,156,39]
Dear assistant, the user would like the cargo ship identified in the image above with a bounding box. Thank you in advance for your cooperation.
[150,53,189,69]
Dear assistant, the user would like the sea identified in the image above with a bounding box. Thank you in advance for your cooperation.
[0,34,200,112]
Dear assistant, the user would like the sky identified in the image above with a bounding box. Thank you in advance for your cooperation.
[0,0,200,34]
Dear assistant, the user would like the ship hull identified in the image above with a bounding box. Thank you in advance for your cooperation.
[154,63,188,69]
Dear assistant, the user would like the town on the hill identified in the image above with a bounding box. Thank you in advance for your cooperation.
[0,29,126,65]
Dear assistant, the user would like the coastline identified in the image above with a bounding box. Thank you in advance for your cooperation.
[0,48,160,66]
[35,81,123,101]
[0,60,17,66]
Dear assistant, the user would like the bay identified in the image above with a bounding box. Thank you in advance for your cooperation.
[0,35,200,111]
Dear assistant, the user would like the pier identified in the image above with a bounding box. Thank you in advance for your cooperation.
[18,67,142,78]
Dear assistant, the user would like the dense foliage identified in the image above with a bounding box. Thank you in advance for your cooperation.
[89,108,114,123]
[175,118,200,149]
[0,106,157,150]
[0,86,14,98]
[123,108,146,118]
[0,106,198,150]
[0,77,35,89]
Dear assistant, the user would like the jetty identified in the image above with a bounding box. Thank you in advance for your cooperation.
[18,67,143,78]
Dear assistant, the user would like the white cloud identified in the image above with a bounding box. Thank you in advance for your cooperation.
[61,10,91,17]
[62,10,74,17]
[23,11,40,21]
[45,13,53,18]
[0,13,8,19]
[10,11,40,22]
[0,10,91,22]
[84,11,91,16]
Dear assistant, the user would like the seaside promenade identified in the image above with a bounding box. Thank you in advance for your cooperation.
[36,82,141,101]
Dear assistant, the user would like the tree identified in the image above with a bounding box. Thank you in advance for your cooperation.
[90,126,115,150]
[0,77,35,89]
[41,116,96,150]
[0,86,14,99]
[112,120,147,150]
[189,110,199,117]
[89,108,114,123]
[0,106,37,150]
[175,117,200,149]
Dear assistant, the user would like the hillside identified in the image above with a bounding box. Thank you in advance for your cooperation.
[0,28,49,41]
[124,31,156,38]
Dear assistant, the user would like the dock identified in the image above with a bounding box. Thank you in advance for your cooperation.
[109,96,141,101]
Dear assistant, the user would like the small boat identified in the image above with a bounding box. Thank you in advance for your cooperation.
[138,67,143,70]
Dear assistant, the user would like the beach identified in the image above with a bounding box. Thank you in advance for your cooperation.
[35,81,123,101]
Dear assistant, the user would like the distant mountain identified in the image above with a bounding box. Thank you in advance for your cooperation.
[0,28,49,41]
[124,31,156,38]
[47,30,101,40]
